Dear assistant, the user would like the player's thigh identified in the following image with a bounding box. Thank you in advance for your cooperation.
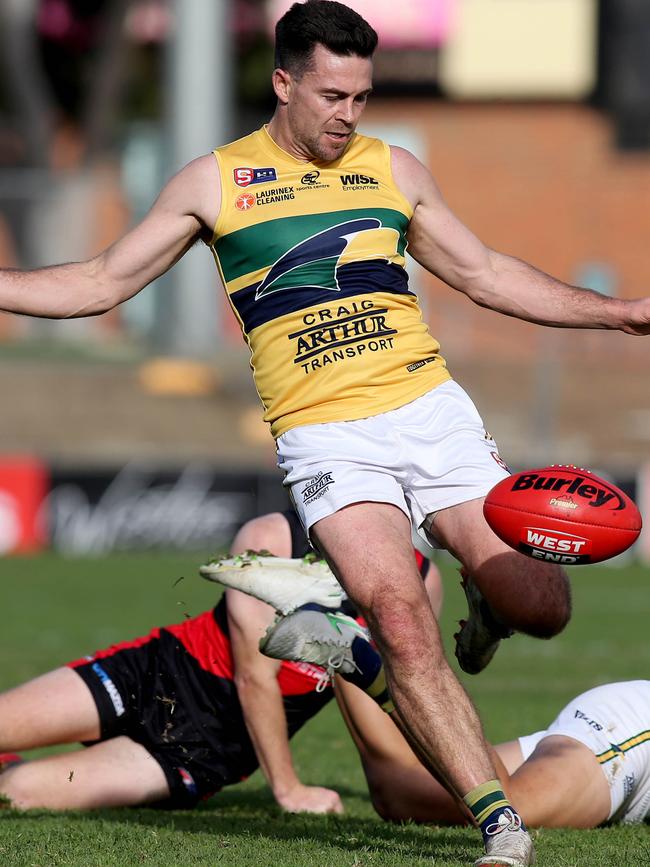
[431,496,570,633]
[508,736,610,828]
[313,502,442,665]
[312,502,428,612]
[0,667,100,750]
[1,736,169,810]
[430,495,536,574]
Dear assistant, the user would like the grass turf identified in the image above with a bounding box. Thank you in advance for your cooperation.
[0,552,648,865]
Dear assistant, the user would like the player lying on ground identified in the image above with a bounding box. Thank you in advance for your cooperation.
[0,511,355,812]
[334,665,650,829]
[209,553,650,829]
[0,510,434,812]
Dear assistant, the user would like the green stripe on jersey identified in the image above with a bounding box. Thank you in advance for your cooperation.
[214,207,409,284]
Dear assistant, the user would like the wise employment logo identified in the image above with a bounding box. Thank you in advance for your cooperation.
[255,218,398,300]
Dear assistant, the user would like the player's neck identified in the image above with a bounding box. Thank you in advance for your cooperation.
[266,114,315,163]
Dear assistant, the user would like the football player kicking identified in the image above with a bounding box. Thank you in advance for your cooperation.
[0,509,434,813]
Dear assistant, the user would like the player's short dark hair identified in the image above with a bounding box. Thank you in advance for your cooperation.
[275,1,378,78]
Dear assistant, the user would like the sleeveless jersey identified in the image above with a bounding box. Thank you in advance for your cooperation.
[211,126,451,438]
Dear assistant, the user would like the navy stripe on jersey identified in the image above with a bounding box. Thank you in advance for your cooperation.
[231,260,412,333]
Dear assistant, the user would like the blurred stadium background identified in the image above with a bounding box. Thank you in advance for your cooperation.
[0,0,649,559]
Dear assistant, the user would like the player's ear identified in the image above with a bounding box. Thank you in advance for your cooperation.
[272,67,292,105]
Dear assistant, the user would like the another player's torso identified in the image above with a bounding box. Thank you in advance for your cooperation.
[211,127,450,437]
[164,601,330,705]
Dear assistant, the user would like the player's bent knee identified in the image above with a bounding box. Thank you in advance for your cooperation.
[478,557,572,638]
[517,564,572,638]
[538,565,571,632]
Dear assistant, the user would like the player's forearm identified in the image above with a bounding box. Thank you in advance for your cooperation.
[467,252,629,330]
[0,259,122,319]
[236,678,300,797]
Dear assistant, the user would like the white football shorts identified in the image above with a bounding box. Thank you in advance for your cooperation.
[519,680,650,823]
[276,380,510,539]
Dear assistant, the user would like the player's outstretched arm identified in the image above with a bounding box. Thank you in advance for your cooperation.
[0,155,221,319]
[392,146,650,335]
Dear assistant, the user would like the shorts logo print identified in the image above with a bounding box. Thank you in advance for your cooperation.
[490,450,510,472]
[177,766,198,795]
[91,662,125,717]
[302,471,335,504]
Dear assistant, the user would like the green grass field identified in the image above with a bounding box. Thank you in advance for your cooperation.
[1,552,649,866]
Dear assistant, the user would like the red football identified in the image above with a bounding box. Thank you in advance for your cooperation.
[483,466,642,565]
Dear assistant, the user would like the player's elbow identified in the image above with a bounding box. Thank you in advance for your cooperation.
[27,257,124,319]
[63,294,118,319]
[60,258,127,318]
[458,270,498,309]
[234,668,275,696]
[457,250,501,308]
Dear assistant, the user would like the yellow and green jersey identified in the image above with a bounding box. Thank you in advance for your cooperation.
[211,126,450,437]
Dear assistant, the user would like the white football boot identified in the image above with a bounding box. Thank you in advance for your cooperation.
[474,807,536,866]
[260,609,368,686]
[199,551,346,615]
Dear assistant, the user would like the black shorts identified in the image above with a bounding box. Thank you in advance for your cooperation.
[72,627,257,809]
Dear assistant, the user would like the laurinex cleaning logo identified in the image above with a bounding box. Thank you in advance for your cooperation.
[235,193,255,211]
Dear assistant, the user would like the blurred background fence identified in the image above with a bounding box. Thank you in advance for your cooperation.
[0,0,649,556]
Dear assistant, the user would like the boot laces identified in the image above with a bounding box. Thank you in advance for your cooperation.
[315,648,360,693]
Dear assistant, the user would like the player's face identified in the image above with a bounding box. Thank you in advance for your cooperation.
[277,44,373,163]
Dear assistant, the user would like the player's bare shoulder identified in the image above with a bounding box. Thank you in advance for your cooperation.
[158,154,222,240]
[389,145,440,213]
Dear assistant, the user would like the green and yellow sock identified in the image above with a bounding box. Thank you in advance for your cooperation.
[463,779,526,843]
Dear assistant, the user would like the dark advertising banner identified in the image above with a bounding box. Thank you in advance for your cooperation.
[0,452,644,559]
[44,462,289,555]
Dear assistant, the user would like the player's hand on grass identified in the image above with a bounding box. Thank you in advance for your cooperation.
[276,783,344,814]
